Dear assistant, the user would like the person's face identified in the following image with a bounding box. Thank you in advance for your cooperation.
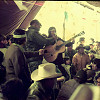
[50,29,57,40]
[78,48,84,54]
[90,45,94,49]
[80,40,85,44]
[92,63,97,70]
[67,46,72,51]
[96,77,100,86]
[42,78,57,89]
[66,59,71,65]
[50,29,56,34]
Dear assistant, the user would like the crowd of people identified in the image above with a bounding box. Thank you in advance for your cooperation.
[0,19,100,100]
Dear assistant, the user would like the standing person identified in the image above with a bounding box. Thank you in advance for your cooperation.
[46,26,73,81]
[26,63,62,100]
[4,29,44,91]
[65,42,77,64]
[77,37,85,46]
[72,44,90,73]
[25,19,55,73]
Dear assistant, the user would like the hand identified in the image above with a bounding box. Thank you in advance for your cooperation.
[39,49,44,55]
[72,38,75,43]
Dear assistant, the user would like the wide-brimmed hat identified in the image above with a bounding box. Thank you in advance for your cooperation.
[31,63,62,81]
[76,44,85,50]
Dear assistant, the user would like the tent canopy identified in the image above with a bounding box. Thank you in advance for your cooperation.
[0,0,44,36]
[0,1,100,45]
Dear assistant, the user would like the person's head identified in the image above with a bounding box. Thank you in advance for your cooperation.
[89,38,95,44]
[48,27,56,38]
[79,37,85,44]
[31,63,62,89]
[13,29,26,46]
[94,71,100,86]
[92,58,100,70]
[65,42,73,51]
[6,35,13,46]
[30,19,41,31]
[89,44,94,50]
[0,34,7,45]
[74,69,87,84]
[76,44,85,54]
[63,57,71,65]
[1,78,25,100]
[86,70,95,83]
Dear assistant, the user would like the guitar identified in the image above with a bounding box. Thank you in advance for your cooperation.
[44,31,85,62]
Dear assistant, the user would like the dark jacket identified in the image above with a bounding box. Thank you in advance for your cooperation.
[25,26,55,51]
[25,26,55,62]
[27,82,55,100]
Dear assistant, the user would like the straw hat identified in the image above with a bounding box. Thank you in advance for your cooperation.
[31,63,62,81]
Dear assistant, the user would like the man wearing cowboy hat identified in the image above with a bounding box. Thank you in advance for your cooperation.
[4,28,44,92]
[72,44,90,73]
[26,63,62,100]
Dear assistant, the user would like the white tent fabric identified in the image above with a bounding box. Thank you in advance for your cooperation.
[34,1,100,48]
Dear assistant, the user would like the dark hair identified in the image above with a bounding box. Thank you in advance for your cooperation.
[6,35,13,41]
[0,51,4,63]
[92,58,100,68]
[30,19,41,26]
[0,34,6,42]
[13,38,26,45]
[1,78,25,100]
[74,70,87,84]
[13,29,26,45]
[14,29,25,35]
[48,27,56,38]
